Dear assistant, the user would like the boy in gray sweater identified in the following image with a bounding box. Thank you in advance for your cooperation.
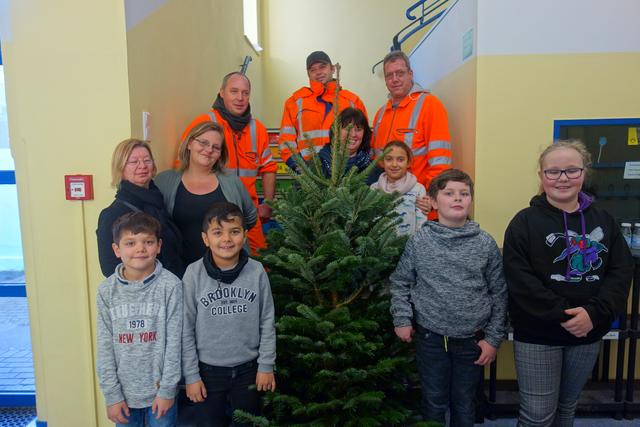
[390,169,507,427]
[97,212,183,427]
[182,202,276,426]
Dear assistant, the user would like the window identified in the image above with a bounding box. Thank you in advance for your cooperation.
[554,118,640,222]
[243,0,262,53]
[0,64,24,290]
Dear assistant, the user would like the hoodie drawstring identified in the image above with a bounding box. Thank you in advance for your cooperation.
[562,208,587,280]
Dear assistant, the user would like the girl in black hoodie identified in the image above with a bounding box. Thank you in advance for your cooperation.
[503,140,632,427]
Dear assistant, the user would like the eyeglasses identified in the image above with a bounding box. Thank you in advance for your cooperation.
[384,70,408,80]
[543,167,584,180]
[126,158,154,167]
[193,138,222,152]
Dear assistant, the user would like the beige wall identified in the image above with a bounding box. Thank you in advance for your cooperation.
[261,0,418,127]
[2,1,132,425]
[474,52,640,245]
[474,52,640,379]
[427,51,640,379]
[126,0,265,170]
[6,1,639,422]
[429,58,477,177]
[428,58,477,217]
[3,0,265,424]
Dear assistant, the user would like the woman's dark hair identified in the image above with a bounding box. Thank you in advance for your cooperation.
[329,107,371,154]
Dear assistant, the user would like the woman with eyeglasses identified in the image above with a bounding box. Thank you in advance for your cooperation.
[155,121,256,266]
[503,140,632,427]
[97,138,185,277]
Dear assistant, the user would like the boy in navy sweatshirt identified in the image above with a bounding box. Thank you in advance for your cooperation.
[97,212,183,427]
[182,202,276,426]
[390,169,507,427]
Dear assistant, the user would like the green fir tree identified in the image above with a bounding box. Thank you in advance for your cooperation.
[236,72,440,426]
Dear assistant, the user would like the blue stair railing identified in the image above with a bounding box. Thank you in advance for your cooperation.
[371,0,450,73]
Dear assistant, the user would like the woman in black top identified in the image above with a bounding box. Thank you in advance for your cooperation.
[96,139,184,277]
[155,121,256,266]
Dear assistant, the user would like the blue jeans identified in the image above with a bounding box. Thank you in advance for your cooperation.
[115,402,177,427]
[194,359,260,427]
[415,325,482,427]
[514,340,600,427]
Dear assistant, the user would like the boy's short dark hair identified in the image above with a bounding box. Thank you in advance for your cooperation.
[428,169,475,199]
[202,202,245,232]
[112,212,162,244]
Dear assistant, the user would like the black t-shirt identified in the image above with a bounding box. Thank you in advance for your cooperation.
[173,181,226,265]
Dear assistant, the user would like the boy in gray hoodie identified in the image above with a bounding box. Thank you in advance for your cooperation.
[390,169,507,427]
[182,202,276,426]
[97,212,183,427]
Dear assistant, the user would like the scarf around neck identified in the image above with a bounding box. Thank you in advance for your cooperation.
[203,247,249,285]
[116,180,165,210]
[212,94,251,132]
[372,171,417,195]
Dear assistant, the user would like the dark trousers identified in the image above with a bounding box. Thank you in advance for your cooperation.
[415,325,482,427]
[188,359,260,427]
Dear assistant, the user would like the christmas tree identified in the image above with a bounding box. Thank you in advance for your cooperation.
[236,71,439,427]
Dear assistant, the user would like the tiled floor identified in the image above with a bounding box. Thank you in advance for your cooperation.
[0,297,34,393]
[1,295,639,426]
[0,407,36,427]
[479,418,640,426]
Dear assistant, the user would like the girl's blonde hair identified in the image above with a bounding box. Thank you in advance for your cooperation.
[538,140,592,173]
[178,121,227,172]
[110,139,156,187]
[537,140,592,194]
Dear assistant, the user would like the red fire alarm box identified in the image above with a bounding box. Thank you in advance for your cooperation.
[64,175,94,200]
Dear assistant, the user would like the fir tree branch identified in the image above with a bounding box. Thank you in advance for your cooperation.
[313,284,325,306]
[335,285,368,309]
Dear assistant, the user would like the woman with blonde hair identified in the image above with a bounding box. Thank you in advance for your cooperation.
[155,121,256,266]
[97,138,185,277]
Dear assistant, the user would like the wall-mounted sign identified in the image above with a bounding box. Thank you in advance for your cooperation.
[623,162,640,179]
[462,29,473,61]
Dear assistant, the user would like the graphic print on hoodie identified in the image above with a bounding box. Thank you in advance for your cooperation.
[546,226,607,283]
[503,192,633,345]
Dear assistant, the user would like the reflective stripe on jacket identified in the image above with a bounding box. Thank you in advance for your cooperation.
[278,79,367,167]
[372,84,451,191]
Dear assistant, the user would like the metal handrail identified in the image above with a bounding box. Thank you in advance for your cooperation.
[394,0,448,50]
[371,0,449,73]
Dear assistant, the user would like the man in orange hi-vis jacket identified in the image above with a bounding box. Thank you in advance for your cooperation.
[278,51,367,171]
[182,72,276,254]
[372,51,452,194]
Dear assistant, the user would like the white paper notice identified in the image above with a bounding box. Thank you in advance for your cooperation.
[143,112,151,141]
[623,162,640,179]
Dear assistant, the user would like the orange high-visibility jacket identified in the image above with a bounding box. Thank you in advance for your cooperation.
[182,110,276,252]
[371,84,451,190]
[278,79,367,168]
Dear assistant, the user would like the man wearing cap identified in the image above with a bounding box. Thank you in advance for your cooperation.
[182,71,276,253]
[278,51,368,171]
[372,50,451,193]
